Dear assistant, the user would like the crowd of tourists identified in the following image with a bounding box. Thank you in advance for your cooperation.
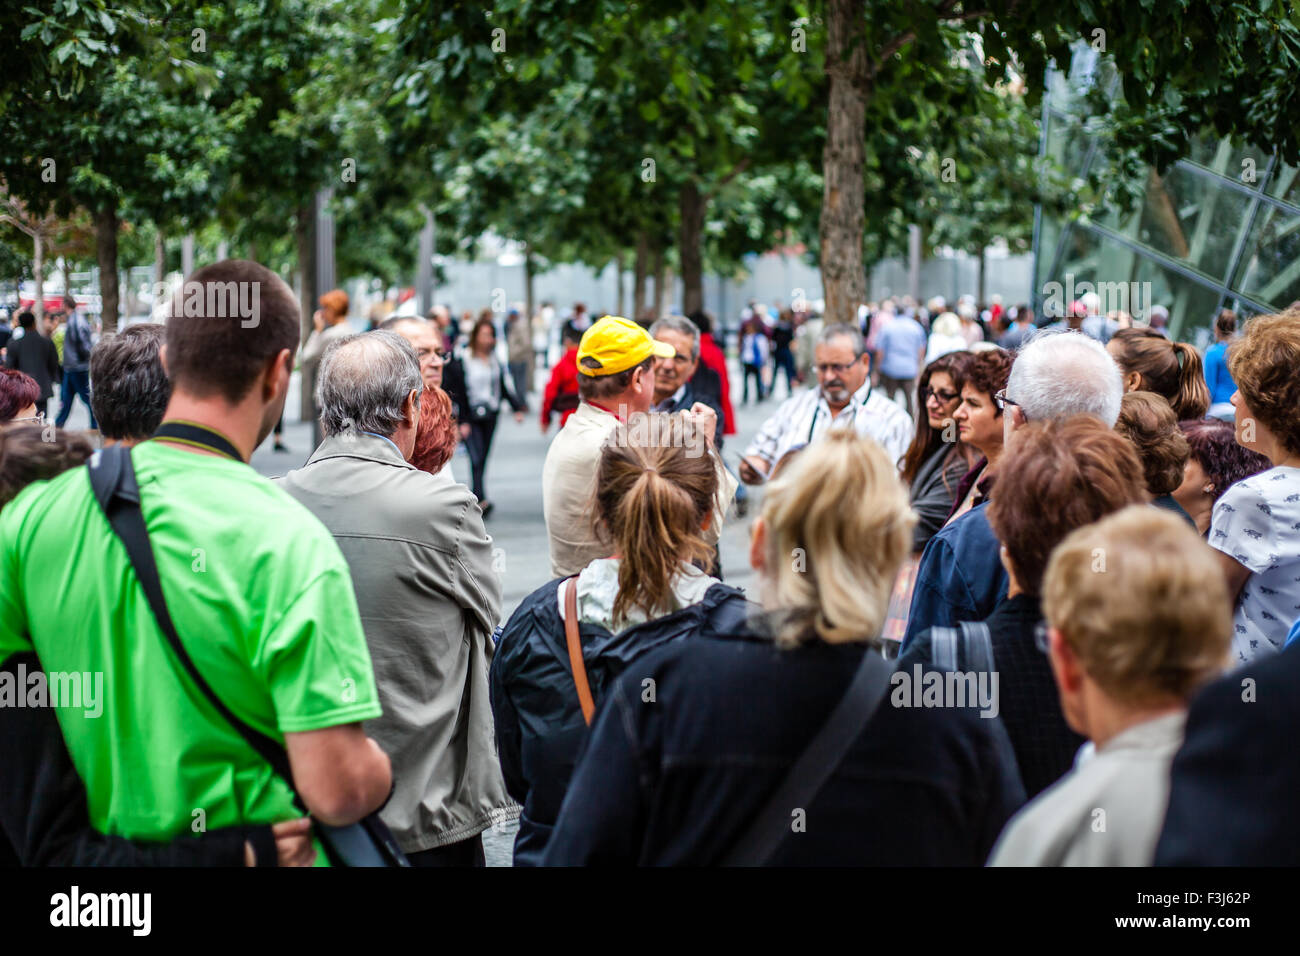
[1,261,1298,867]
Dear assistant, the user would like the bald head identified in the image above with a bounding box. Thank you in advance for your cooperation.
[317,331,422,438]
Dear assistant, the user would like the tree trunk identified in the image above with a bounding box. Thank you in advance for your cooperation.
[95,201,119,332]
[524,246,535,321]
[248,238,259,263]
[633,231,649,318]
[976,246,987,307]
[295,201,316,420]
[154,228,166,288]
[652,245,665,318]
[679,182,706,316]
[32,231,44,321]
[614,251,625,317]
[819,0,869,326]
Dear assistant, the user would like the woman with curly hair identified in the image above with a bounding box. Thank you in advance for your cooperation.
[947,347,1015,523]
[1172,418,1271,536]
[1208,311,1300,662]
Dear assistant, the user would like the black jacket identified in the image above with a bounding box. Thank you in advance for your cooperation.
[489,577,753,866]
[544,626,1025,865]
[908,444,973,553]
[443,353,526,424]
[901,593,1085,799]
[4,331,61,402]
[656,369,727,448]
[0,652,274,866]
[1155,643,1300,865]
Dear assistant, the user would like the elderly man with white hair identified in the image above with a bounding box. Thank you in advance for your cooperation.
[901,329,1125,649]
[279,330,512,867]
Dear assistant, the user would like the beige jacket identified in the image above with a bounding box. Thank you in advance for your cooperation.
[541,401,738,578]
[278,433,513,851]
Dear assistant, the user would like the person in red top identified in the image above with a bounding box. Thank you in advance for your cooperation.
[541,328,583,432]
[688,311,735,437]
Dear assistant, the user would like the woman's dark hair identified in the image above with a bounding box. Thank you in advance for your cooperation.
[965,348,1015,412]
[0,368,40,423]
[1114,392,1190,496]
[900,350,978,484]
[0,424,95,510]
[1109,327,1210,420]
[411,387,458,475]
[1179,418,1271,503]
[1215,309,1237,339]
[594,413,718,625]
[470,315,496,353]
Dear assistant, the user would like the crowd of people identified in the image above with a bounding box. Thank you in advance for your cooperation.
[1,260,1299,868]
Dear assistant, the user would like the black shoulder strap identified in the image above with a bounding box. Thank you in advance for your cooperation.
[86,445,302,808]
[721,645,894,866]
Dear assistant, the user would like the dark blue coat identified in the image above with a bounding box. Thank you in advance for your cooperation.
[1155,643,1300,865]
[902,501,1008,650]
[543,627,1026,865]
[489,576,753,866]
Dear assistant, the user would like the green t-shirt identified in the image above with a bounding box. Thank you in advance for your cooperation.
[0,441,382,859]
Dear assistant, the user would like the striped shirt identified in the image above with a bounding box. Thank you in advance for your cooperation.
[744,381,914,472]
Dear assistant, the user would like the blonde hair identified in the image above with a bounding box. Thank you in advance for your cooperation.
[760,430,914,647]
[1042,505,1231,705]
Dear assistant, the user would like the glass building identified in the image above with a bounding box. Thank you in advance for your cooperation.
[1033,48,1300,345]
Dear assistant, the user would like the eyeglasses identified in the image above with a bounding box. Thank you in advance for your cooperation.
[921,386,960,403]
[814,361,857,376]
[993,389,1022,413]
[10,411,45,425]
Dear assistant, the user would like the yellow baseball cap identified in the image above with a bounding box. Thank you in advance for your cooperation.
[576,316,675,376]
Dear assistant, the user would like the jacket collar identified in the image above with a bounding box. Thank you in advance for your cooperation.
[305,431,416,471]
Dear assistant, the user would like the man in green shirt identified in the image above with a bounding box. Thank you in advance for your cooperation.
[0,260,392,865]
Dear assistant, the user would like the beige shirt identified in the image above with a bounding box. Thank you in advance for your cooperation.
[988,711,1187,867]
[541,401,738,578]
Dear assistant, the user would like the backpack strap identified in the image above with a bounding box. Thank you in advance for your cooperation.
[86,445,298,794]
[563,576,596,726]
[958,621,995,674]
[930,626,960,672]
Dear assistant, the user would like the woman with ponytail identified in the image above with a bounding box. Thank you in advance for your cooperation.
[545,431,1026,866]
[1107,326,1210,420]
[489,412,753,866]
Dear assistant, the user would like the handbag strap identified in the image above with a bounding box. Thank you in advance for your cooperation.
[563,577,596,725]
[721,645,894,866]
[86,445,303,811]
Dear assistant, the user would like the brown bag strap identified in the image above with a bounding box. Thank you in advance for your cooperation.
[563,576,596,725]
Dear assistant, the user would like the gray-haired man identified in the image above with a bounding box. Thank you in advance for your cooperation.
[279,330,512,866]
[740,323,914,483]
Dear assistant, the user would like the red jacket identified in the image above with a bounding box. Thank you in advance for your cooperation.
[541,347,581,428]
[698,333,735,435]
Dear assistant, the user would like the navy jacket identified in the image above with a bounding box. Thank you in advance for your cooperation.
[1155,643,1300,865]
[902,501,1009,650]
[489,576,753,866]
[544,627,1026,865]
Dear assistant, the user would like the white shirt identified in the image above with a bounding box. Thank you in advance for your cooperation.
[743,380,914,472]
[1208,465,1300,663]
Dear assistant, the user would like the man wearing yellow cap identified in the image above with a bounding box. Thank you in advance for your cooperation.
[541,316,738,577]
